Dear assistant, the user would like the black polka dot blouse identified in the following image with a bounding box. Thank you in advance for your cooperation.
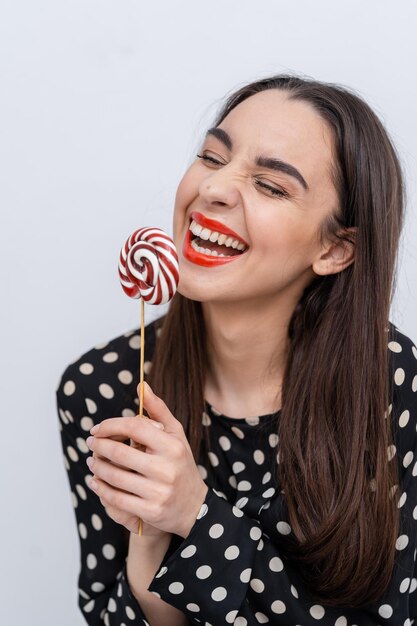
[56,318,417,626]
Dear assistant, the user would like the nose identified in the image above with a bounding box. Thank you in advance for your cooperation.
[198,166,240,209]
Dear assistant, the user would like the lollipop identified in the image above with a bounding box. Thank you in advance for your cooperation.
[118,227,179,535]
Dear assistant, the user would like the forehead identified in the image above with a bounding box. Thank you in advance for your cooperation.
[218,90,336,185]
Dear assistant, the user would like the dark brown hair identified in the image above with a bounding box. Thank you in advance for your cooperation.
[148,75,405,607]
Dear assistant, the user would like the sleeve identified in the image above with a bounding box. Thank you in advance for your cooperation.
[57,362,165,626]
[146,331,417,626]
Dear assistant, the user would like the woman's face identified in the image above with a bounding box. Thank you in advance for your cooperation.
[172,89,341,305]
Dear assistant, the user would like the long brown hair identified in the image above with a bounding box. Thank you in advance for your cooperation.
[148,75,405,607]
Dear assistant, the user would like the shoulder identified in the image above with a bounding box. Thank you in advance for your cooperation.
[56,316,164,421]
[387,321,417,465]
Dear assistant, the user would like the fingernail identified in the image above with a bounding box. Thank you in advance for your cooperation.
[86,457,94,469]
[150,420,164,430]
[86,436,94,447]
[90,425,99,435]
[144,381,154,395]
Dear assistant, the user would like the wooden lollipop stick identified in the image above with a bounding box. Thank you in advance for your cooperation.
[138,297,145,536]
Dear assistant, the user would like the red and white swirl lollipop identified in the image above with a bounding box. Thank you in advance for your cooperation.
[118,227,179,536]
[118,227,179,304]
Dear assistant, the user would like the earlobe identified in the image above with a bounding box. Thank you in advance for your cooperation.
[312,227,356,277]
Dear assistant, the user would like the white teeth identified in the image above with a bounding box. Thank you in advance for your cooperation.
[199,227,211,240]
[190,239,228,257]
[189,220,247,250]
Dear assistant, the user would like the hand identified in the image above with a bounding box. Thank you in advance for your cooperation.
[86,382,209,539]
[88,430,167,537]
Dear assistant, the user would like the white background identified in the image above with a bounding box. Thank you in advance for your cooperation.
[1,1,416,624]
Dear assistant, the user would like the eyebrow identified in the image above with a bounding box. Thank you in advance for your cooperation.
[205,127,309,191]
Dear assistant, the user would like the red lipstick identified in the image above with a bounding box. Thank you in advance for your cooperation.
[182,230,238,267]
[190,211,249,246]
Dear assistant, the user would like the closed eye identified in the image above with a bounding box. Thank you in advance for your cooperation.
[254,180,288,198]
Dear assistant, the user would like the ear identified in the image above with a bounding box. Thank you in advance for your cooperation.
[312,227,357,276]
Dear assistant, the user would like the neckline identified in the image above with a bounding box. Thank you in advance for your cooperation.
[204,399,281,423]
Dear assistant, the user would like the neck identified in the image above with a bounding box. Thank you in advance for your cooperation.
[201,295,294,418]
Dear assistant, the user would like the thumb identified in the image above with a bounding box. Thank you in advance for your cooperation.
[137,381,180,433]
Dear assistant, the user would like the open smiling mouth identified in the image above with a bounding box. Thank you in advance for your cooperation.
[183,211,249,267]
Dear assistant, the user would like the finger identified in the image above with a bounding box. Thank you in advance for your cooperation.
[89,455,155,499]
[138,382,182,433]
[90,476,150,520]
[90,416,166,452]
[88,436,163,480]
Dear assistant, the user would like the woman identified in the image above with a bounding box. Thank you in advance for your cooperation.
[57,75,417,625]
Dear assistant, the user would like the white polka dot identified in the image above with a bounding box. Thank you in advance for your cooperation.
[63,380,76,396]
[378,604,393,618]
[79,589,90,600]
[219,436,231,451]
[155,566,167,578]
[398,492,407,508]
[67,446,79,462]
[202,411,211,426]
[240,568,252,583]
[410,578,417,592]
[125,605,136,620]
[99,384,114,399]
[79,363,94,375]
[413,346,417,359]
[144,361,152,374]
[71,492,78,508]
[413,375,417,392]
[103,351,118,363]
[83,599,95,613]
[394,368,405,385]
[169,582,184,594]
[236,497,249,509]
[254,449,265,464]
[255,613,268,623]
[122,408,135,417]
[277,521,292,535]
[271,600,286,614]
[396,534,409,550]
[387,445,396,461]
[226,610,238,623]
[186,603,200,612]
[209,524,224,538]
[246,416,260,426]
[250,578,265,593]
[291,585,299,598]
[91,514,103,530]
[388,341,402,352]
[87,554,97,569]
[404,619,412,626]
[335,618,347,626]
[237,480,252,491]
[103,544,116,559]
[269,556,284,572]
[91,582,105,592]
[77,437,89,454]
[413,462,417,477]
[400,577,411,593]
[310,604,325,619]
[118,370,133,384]
[262,487,276,498]
[79,523,87,539]
[225,545,240,559]
[399,410,410,427]
[76,484,87,500]
[81,416,94,431]
[262,471,272,484]
[196,503,208,520]
[233,461,245,474]
[108,598,117,613]
[63,456,70,470]
[85,398,97,414]
[208,451,219,466]
[180,545,197,558]
[250,526,262,540]
[94,340,109,349]
[129,335,141,349]
[269,433,279,447]
[211,587,227,601]
[196,565,212,579]
[403,451,413,468]
[231,426,245,439]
